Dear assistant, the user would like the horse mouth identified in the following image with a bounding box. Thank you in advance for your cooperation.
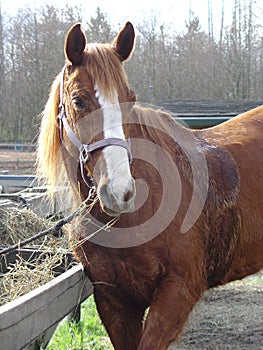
[102,205,120,217]
[100,200,135,217]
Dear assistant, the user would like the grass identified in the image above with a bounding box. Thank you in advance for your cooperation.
[46,295,113,350]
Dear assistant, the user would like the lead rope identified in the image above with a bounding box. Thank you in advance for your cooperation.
[79,146,95,190]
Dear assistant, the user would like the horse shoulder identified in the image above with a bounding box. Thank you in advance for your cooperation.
[197,106,263,285]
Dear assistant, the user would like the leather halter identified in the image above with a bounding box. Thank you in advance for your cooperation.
[57,65,132,188]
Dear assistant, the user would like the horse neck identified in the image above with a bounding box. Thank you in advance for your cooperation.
[130,105,196,182]
[131,104,192,141]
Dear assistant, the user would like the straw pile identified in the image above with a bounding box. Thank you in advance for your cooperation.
[0,207,74,307]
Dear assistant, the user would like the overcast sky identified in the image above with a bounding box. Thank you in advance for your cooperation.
[2,0,263,36]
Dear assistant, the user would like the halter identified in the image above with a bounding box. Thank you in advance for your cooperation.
[57,65,132,189]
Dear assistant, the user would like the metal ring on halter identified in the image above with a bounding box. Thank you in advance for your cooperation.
[79,144,90,164]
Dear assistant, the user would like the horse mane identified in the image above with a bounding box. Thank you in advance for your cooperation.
[132,105,195,156]
[131,105,203,192]
[37,72,62,194]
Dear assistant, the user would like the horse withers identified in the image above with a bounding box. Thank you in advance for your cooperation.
[37,22,263,349]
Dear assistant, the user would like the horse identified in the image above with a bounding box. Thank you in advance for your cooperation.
[37,22,263,349]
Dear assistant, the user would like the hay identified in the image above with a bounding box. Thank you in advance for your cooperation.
[0,196,112,307]
[0,207,73,307]
[1,250,58,304]
[0,207,52,246]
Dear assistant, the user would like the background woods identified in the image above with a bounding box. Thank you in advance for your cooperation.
[0,0,262,142]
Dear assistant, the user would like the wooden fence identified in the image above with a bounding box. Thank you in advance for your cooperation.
[0,143,36,151]
[0,186,82,350]
[0,263,93,350]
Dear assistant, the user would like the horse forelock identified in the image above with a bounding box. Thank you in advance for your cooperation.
[83,43,130,102]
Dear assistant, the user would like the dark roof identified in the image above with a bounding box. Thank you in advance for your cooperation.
[157,99,263,117]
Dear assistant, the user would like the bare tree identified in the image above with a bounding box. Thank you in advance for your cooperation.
[219,0,225,48]
[0,2,262,141]
[87,7,113,43]
[208,0,214,43]
[0,0,6,134]
[137,15,159,102]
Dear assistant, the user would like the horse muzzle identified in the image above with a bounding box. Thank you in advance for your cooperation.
[97,177,136,216]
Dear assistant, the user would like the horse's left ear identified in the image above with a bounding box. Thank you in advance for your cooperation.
[65,23,86,66]
[112,22,135,62]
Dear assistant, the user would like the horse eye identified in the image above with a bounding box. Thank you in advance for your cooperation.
[72,97,86,110]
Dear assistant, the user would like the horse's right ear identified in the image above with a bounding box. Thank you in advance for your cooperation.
[65,23,86,66]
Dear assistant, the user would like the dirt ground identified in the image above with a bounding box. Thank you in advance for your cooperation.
[170,272,263,350]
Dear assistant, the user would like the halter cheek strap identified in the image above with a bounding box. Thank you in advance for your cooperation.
[57,65,132,189]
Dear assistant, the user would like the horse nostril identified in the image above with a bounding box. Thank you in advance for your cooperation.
[123,190,133,202]
[99,183,110,202]
[100,183,107,194]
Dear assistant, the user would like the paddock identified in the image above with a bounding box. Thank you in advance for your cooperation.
[0,107,262,349]
[0,258,262,349]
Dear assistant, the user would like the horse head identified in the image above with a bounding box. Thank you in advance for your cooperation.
[59,22,136,216]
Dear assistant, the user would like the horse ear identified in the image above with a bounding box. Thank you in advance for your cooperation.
[112,22,135,62]
[65,23,86,66]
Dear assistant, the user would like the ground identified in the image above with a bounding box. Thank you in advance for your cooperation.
[172,272,263,350]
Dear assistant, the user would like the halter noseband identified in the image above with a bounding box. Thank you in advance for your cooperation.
[57,65,132,189]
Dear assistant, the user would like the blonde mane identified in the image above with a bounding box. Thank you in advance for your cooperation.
[37,72,62,193]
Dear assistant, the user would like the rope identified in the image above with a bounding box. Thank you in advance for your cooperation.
[0,188,96,256]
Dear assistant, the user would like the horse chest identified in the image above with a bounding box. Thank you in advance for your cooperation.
[88,250,164,305]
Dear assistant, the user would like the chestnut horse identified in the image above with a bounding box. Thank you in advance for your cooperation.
[37,22,263,349]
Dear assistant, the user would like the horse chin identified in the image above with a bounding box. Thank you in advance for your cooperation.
[101,205,120,217]
[100,201,134,217]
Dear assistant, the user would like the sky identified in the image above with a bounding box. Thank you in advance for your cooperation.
[1,0,263,36]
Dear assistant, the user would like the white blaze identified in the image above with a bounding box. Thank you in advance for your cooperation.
[95,85,132,202]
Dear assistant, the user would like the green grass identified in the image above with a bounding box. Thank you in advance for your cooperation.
[46,296,113,350]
